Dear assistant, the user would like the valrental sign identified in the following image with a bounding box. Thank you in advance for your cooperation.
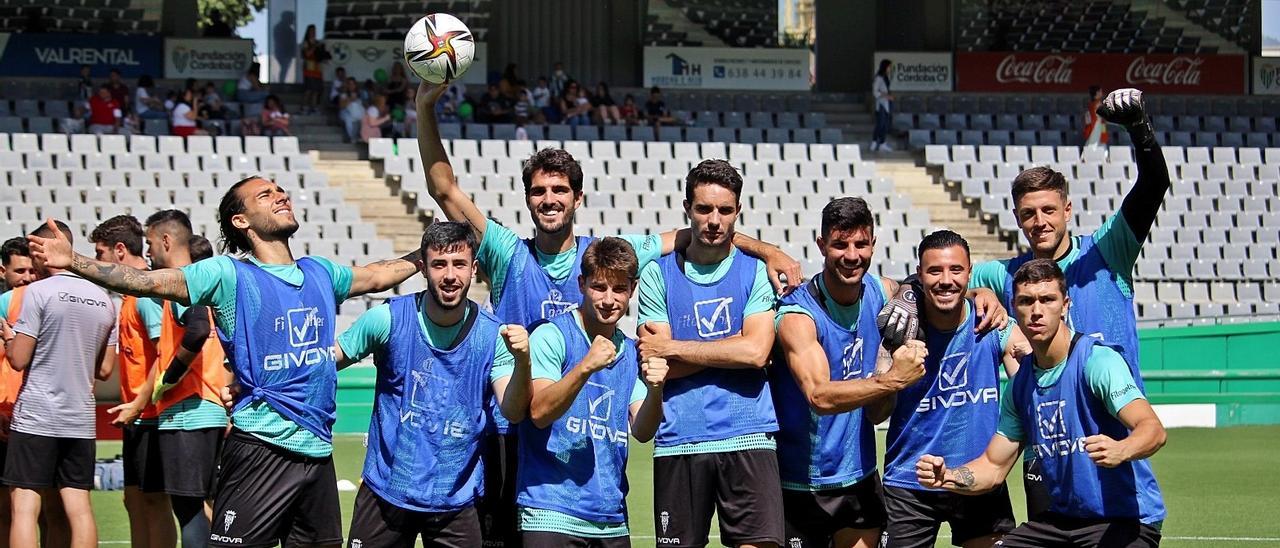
[956,52,1246,95]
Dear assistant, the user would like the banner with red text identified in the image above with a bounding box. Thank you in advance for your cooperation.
[956,52,1246,95]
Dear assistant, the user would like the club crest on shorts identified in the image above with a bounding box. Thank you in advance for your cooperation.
[789,537,804,548]
[660,510,670,533]
[222,510,236,532]
[351,540,363,548]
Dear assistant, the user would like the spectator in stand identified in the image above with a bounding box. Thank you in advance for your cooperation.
[499,63,521,97]
[198,89,228,136]
[163,90,178,113]
[329,67,347,108]
[385,62,409,108]
[171,88,204,137]
[871,58,894,152]
[513,82,534,126]
[338,77,365,142]
[260,95,291,137]
[301,25,325,114]
[401,86,418,139]
[559,80,592,126]
[531,76,553,123]
[620,94,640,126]
[87,87,124,136]
[1082,85,1108,148]
[106,69,129,110]
[549,61,569,97]
[591,82,621,125]
[76,65,93,103]
[478,84,514,124]
[62,103,86,135]
[134,75,167,120]
[361,94,392,142]
[203,8,233,37]
[643,86,678,129]
[237,63,268,104]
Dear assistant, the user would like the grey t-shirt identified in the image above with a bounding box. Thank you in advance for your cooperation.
[11,273,117,439]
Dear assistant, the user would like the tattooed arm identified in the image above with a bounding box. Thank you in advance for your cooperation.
[348,252,421,297]
[26,219,192,302]
[916,433,1023,495]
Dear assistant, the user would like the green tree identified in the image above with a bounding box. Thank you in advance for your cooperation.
[197,0,267,30]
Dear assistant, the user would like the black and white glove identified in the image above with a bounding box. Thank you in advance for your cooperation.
[877,277,922,353]
[1097,88,1156,145]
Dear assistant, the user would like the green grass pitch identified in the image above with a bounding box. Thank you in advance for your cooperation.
[90,426,1279,547]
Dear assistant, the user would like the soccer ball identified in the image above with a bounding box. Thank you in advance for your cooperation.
[403,13,475,84]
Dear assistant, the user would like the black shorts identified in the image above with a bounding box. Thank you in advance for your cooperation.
[348,482,481,548]
[2,431,95,490]
[1023,456,1052,520]
[123,423,166,492]
[477,432,520,548]
[522,531,630,548]
[207,429,342,547]
[782,472,887,546]
[159,427,223,498]
[883,484,1016,547]
[653,448,785,548]
[995,514,1161,548]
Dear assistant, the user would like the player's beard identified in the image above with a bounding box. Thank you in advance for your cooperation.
[428,280,468,310]
[533,204,573,236]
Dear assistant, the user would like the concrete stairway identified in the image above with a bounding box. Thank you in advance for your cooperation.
[313,159,428,255]
[876,158,1016,263]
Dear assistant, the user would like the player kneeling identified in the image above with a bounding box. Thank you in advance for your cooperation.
[916,259,1165,548]
[513,237,667,547]
[337,222,533,546]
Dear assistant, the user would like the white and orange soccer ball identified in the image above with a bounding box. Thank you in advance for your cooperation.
[403,13,476,84]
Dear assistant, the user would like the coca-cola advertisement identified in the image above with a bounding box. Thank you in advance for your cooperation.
[956,52,1246,95]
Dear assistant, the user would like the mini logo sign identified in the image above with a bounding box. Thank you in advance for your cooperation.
[693,297,734,338]
[1037,400,1068,440]
[222,510,236,533]
[936,353,969,391]
[660,510,670,534]
[172,46,190,72]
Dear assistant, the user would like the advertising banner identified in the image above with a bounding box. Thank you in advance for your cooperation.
[1252,57,1280,95]
[956,52,1246,95]
[873,51,952,92]
[0,33,162,78]
[643,47,809,91]
[165,39,255,80]
[325,38,487,85]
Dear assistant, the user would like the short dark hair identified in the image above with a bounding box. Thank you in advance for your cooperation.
[821,197,875,239]
[1,237,29,265]
[1012,258,1067,297]
[917,229,970,261]
[189,235,214,262]
[30,220,73,243]
[420,221,477,260]
[522,148,584,194]
[581,237,639,281]
[145,209,194,232]
[90,215,144,256]
[684,159,743,203]
[218,176,262,254]
[1011,166,1068,203]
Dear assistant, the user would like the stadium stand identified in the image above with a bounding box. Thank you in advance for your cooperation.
[0,133,402,326]
[956,0,1215,54]
[0,1,155,35]
[324,0,492,41]
[927,143,1280,324]
[1167,0,1250,50]
[896,93,1280,150]
[662,0,780,47]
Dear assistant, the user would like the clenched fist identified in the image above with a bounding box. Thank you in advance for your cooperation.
[884,339,927,389]
[500,324,530,357]
[584,335,617,372]
[641,356,669,389]
[1096,88,1147,128]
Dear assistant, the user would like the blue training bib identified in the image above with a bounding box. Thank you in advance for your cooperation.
[655,252,777,447]
[884,300,1004,489]
[516,312,639,523]
[224,258,338,443]
[771,275,885,488]
[1011,335,1166,524]
[362,295,498,512]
